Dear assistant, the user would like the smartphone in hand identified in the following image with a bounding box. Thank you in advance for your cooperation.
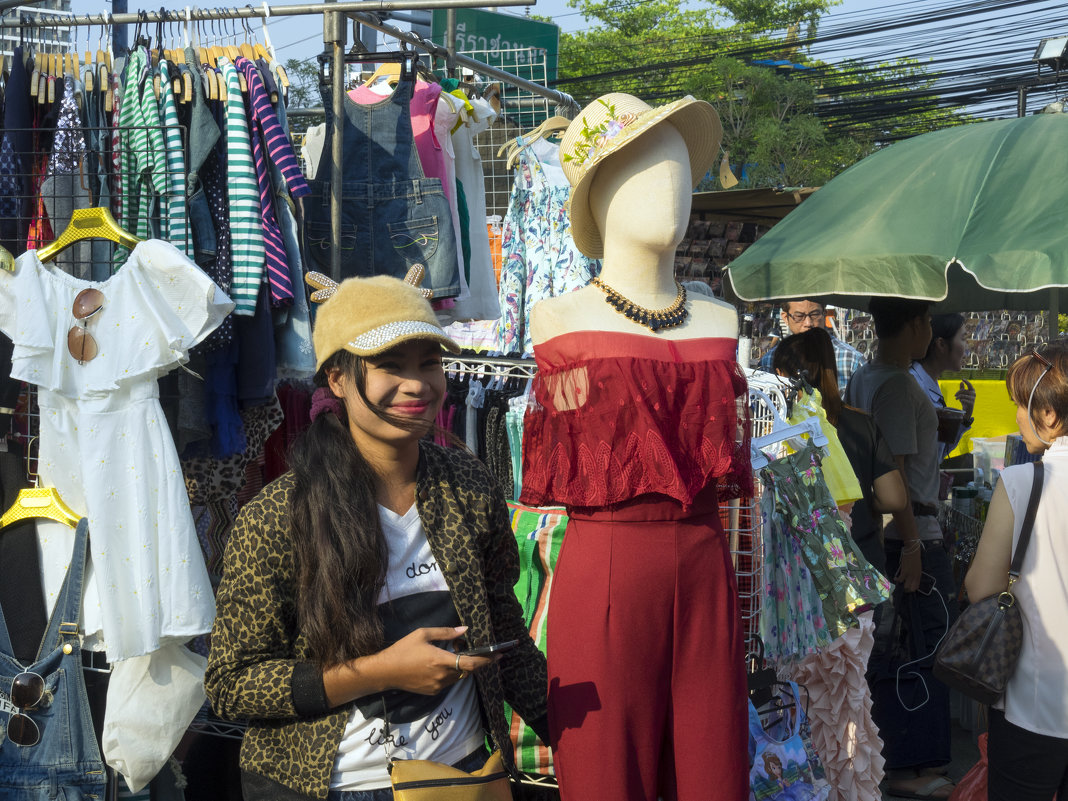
[458,640,520,657]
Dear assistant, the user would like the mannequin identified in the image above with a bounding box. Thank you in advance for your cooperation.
[521,93,750,801]
[530,123,736,344]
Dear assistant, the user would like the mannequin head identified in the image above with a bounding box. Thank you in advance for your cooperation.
[589,123,691,259]
[560,92,721,259]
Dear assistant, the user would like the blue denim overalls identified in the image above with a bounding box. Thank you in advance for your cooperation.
[303,77,460,298]
[0,519,107,799]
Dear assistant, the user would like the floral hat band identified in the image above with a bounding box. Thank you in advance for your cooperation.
[564,99,642,169]
[559,92,722,259]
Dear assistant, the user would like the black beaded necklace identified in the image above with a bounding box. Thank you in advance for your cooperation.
[589,276,688,332]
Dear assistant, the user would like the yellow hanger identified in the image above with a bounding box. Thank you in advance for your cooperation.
[363,60,401,90]
[498,115,572,169]
[0,487,81,530]
[37,207,141,263]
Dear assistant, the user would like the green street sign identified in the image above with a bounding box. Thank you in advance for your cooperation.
[430,9,560,86]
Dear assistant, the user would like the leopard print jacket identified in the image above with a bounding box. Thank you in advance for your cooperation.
[204,441,548,799]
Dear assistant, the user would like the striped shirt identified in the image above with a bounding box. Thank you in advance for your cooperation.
[219,57,266,316]
[157,61,192,259]
[115,48,168,264]
[236,57,309,306]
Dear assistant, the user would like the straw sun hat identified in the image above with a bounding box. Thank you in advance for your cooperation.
[560,92,722,259]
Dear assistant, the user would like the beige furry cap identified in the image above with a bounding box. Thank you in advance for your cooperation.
[311,274,460,371]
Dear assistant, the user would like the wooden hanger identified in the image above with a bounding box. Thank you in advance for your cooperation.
[498,115,571,169]
[37,207,141,263]
[0,487,81,530]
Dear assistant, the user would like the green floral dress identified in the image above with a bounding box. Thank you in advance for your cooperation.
[760,441,890,641]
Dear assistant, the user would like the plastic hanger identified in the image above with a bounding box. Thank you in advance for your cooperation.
[0,246,13,273]
[37,207,141,263]
[750,403,826,471]
[0,486,81,530]
[364,60,402,89]
[256,2,275,61]
[497,115,571,169]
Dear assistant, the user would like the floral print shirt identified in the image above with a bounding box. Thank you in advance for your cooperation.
[493,137,599,356]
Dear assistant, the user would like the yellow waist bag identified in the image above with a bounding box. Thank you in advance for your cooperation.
[389,749,513,801]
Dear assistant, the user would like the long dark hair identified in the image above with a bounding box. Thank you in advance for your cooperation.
[288,350,389,667]
[772,328,843,425]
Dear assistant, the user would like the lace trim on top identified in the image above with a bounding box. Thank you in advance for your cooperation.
[520,332,752,508]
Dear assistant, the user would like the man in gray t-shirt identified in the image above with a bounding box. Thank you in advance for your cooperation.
[845,296,957,796]
[846,362,940,510]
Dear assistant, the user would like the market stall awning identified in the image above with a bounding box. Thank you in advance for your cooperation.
[690,187,819,226]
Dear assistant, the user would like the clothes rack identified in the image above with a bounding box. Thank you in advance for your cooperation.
[443,354,539,380]
[4,1,579,282]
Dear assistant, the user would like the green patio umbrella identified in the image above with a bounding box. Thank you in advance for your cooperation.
[726,112,1068,312]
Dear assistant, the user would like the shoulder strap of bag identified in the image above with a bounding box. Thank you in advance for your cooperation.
[1009,461,1045,581]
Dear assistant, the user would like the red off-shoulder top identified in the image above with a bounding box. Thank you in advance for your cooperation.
[519,331,753,510]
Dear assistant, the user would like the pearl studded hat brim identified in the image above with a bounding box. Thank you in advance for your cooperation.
[344,320,461,357]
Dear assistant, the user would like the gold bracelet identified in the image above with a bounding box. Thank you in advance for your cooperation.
[901,540,922,555]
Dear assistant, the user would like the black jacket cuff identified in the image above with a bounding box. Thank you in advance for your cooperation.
[291,661,331,718]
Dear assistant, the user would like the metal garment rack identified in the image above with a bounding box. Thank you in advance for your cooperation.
[443,354,538,380]
[2,1,578,283]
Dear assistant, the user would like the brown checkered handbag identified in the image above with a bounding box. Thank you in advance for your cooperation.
[933,461,1043,705]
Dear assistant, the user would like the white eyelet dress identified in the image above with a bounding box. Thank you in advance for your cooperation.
[0,239,234,661]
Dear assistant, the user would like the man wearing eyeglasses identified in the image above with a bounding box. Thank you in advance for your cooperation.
[758,298,866,396]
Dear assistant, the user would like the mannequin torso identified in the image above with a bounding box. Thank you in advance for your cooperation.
[530,123,736,344]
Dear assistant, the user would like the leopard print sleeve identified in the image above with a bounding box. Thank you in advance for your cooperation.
[205,473,311,721]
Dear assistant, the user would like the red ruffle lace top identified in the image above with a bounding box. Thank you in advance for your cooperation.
[520,332,753,510]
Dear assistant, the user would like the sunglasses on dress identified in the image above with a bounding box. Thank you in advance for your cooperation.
[67,288,104,364]
[4,670,46,747]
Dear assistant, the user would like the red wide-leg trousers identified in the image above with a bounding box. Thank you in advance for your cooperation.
[547,499,748,801]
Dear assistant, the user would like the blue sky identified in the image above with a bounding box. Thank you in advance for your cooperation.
[63,0,873,63]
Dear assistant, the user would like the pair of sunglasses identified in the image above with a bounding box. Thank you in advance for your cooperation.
[67,288,104,364]
[4,671,46,747]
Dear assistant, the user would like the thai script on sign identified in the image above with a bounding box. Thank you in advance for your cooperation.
[454,23,549,65]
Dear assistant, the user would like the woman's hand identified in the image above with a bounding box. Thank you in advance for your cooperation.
[323,626,495,708]
[955,378,976,419]
[378,626,495,695]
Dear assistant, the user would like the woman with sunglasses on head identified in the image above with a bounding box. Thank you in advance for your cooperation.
[965,341,1068,801]
[205,274,548,801]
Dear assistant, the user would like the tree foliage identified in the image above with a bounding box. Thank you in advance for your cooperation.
[555,0,971,189]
